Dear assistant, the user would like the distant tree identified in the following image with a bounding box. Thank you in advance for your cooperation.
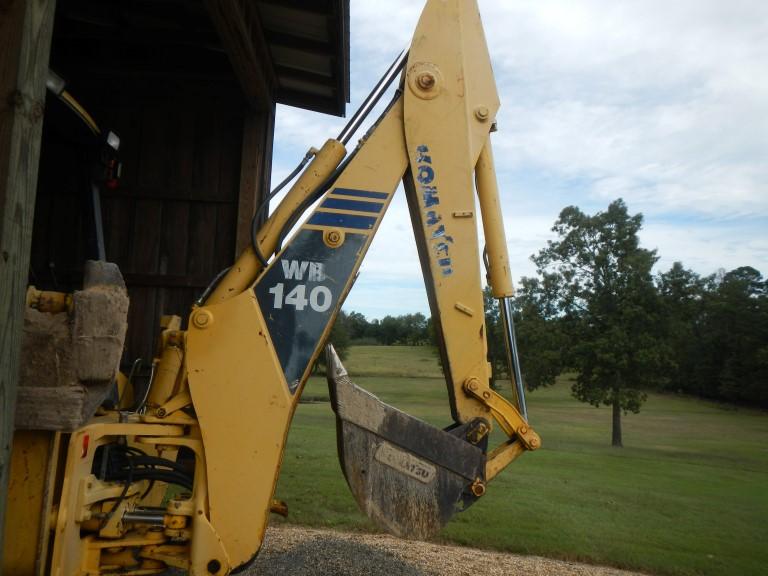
[314,310,351,373]
[367,318,382,343]
[513,275,568,390]
[346,311,370,341]
[656,262,704,395]
[482,287,506,385]
[379,315,403,345]
[691,266,768,406]
[402,312,429,345]
[531,199,668,447]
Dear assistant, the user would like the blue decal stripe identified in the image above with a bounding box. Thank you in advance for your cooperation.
[331,188,389,200]
[307,211,378,230]
[321,198,383,213]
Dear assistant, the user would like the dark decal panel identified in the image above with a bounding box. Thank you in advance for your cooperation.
[254,229,366,393]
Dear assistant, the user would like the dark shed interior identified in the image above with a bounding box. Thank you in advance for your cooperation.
[29,0,350,365]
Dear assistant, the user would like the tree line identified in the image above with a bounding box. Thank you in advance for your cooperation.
[493,200,767,446]
[330,311,432,348]
[327,199,766,446]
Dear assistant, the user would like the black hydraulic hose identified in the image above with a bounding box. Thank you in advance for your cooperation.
[129,456,190,474]
[197,146,317,306]
[195,265,231,307]
[275,90,405,251]
[202,49,409,303]
[337,49,408,145]
[107,468,194,490]
[102,456,134,528]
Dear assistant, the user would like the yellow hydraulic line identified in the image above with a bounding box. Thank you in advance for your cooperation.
[147,345,183,410]
[60,90,100,135]
[207,138,347,303]
[475,136,513,298]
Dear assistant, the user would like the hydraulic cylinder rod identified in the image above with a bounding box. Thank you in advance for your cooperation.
[475,138,528,419]
[499,297,528,421]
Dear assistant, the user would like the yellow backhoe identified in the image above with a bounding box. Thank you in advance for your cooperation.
[4,1,540,574]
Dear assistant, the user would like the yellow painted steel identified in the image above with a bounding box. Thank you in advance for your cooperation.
[2,431,58,576]
[476,139,514,298]
[26,286,72,313]
[208,138,346,304]
[19,2,542,574]
[463,377,541,480]
[146,344,183,409]
[403,0,500,424]
[186,98,408,569]
[50,419,193,575]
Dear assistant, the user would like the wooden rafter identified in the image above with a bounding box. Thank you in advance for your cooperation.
[205,0,277,110]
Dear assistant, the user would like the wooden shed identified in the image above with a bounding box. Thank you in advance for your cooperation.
[0,0,350,548]
[30,0,350,364]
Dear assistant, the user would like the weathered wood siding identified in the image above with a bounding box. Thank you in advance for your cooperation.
[29,79,272,365]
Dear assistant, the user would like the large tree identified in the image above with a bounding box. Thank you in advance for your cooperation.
[530,199,667,446]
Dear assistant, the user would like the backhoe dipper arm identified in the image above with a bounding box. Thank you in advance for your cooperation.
[327,0,540,541]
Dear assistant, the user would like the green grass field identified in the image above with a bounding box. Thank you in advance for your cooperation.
[274,345,768,576]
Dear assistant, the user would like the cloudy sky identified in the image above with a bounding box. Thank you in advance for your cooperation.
[270,0,768,319]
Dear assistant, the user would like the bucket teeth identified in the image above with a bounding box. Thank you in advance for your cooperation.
[326,345,486,539]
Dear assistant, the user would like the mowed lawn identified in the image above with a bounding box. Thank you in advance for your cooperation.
[274,345,768,576]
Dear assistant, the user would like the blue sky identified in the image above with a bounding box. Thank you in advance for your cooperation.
[269,0,768,319]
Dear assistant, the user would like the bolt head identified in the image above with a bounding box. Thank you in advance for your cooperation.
[474,106,490,121]
[471,480,487,497]
[417,72,436,90]
[192,309,213,329]
[482,390,491,399]
[324,228,345,248]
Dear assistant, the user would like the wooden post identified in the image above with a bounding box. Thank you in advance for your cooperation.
[235,106,275,256]
[0,0,57,563]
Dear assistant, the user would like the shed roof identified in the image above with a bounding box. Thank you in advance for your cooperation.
[257,0,350,115]
[51,0,351,116]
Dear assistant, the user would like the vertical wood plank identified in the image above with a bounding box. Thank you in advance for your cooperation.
[130,199,163,274]
[167,95,195,199]
[187,203,217,277]
[0,0,57,563]
[137,104,168,194]
[191,102,220,200]
[235,105,274,255]
[160,200,190,276]
[103,195,134,271]
[215,203,237,270]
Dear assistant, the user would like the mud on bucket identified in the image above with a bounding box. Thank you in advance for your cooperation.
[325,345,489,539]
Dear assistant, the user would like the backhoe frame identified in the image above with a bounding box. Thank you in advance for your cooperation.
[7,1,540,574]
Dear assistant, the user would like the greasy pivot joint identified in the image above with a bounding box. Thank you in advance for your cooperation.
[463,378,541,451]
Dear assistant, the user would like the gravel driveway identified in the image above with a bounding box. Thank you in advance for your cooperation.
[244,525,649,576]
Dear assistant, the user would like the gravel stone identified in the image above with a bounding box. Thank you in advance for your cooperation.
[241,525,650,576]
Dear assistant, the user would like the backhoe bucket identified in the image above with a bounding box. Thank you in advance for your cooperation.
[326,345,487,539]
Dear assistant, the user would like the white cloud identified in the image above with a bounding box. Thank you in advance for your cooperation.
[485,0,768,219]
[269,0,768,318]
